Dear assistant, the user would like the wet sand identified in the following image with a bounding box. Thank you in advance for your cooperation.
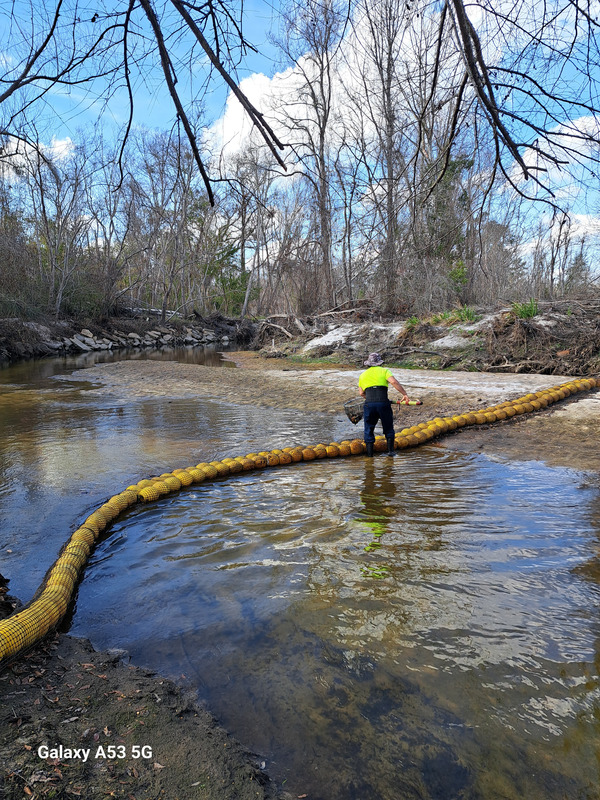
[69,353,600,473]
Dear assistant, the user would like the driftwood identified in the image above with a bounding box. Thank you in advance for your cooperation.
[262,315,306,333]
[259,320,294,339]
[399,348,451,357]
[314,308,366,318]
[483,300,600,375]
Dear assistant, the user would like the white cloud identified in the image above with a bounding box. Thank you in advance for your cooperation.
[207,2,457,174]
[0,134,76,186]
[207,0,598,249]
[207,68,301,167]
[568,213,600,239]
[46,136,75,161]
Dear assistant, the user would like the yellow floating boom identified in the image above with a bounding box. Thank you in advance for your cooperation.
[0,377,597,665]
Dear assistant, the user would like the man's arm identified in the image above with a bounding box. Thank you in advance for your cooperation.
[388,376,409,401]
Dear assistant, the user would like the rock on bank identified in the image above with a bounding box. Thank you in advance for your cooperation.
[0,315,255,363]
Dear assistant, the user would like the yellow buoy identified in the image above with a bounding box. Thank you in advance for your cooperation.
[186,467,209,482]
[172,470,195,486]
[197,464,219,478]
[151,480,171,495]
[138,485,161,502]
[222,458,244,473]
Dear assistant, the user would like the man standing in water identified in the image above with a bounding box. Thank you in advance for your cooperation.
[359,353,411,457]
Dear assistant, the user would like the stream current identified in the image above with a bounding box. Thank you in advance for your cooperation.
[1,349,599,799]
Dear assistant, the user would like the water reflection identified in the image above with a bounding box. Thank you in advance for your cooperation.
[358,458,395,578]
[0,346,240,600]
[66,451,600,800]
[2,355,600,799]
[0,343,234,388]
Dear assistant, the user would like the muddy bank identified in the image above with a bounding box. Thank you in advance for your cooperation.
[254,299,600,377]
[3,298,600,378]
[2,354,599,800]
[0,631,288,800]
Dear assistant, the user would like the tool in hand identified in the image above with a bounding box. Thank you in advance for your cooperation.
[343,396,422,425]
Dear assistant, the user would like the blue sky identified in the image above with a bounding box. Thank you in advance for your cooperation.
[2,0,599,266]
[1,0,282,143]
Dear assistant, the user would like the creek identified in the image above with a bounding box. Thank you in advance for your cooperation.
[1,349,599,799]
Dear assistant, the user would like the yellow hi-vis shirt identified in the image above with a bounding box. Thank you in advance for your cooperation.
[358,366,392,391]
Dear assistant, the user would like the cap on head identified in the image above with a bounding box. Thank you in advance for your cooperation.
[364,352,384,367]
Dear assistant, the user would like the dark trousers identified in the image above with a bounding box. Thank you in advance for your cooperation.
[363,401,394,443]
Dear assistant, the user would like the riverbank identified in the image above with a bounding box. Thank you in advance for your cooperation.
[0,632,289,800]
[0,314,254,363]
[1,354,599,800]
[2,297,600,377]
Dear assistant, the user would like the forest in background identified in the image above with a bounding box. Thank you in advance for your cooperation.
[1,0,599,324]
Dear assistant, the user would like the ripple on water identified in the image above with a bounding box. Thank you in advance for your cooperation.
[66,447,600,800]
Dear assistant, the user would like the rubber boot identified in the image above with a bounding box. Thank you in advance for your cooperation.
[365,442,374,457]
[386,436,396,456]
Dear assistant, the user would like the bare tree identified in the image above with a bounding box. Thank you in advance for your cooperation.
[0,156,37,315]
[122,130,204,319]
[2,0,598,323]
[274,0,348,309]
[21,141,89,318]
[424,0,600,208]
[2,0,598,210]
[528,211,593,299]
[339,0,414,313]
[0,0,286,203]
[82,137,140,317]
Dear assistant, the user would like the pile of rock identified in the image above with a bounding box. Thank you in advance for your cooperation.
[64,325,229,353]
[0,319,237,363]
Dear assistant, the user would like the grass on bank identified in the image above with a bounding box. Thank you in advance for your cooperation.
[511,298,539,319]
[405,306,481,330]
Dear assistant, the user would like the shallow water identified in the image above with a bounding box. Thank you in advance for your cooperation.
[1,353,600,799]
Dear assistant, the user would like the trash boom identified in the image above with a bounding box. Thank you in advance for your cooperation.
[0,377,596,665]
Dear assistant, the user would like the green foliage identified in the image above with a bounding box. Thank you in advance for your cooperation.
[61,274,106,319]
[565,252,591,293]
[197,225,254,315]
[405,315,420,329]
[361,564,389,578]
[430,306,479,325]
[213,266,257,316]
[448,260,468,294]
[425,157,475,265]
[0,293,41,320]
[431,310,454,323]
[454,305,479,322]
[287,353,349,366]
[512,298,539,319]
